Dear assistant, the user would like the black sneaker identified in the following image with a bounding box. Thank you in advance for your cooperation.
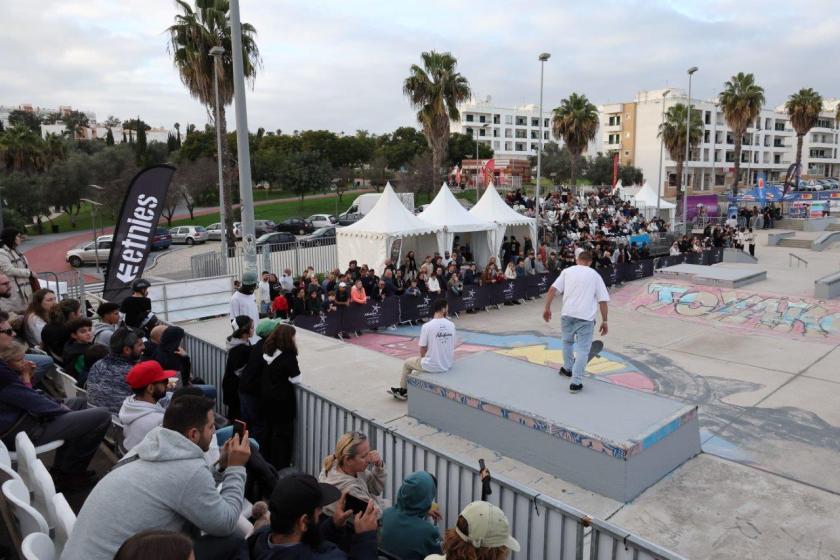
[569,383,583,394]
[389,387,408,401]
[559,367,572,378]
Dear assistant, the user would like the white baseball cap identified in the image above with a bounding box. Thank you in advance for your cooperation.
[455,501,520,551]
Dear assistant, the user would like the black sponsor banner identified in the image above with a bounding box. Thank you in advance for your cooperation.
[684,252,701,265]
[399,293,434,323]
[446,290,465,315]
[361,297,399,328]
[293,311,340,338]
[499,279,526,303]
[616,261,651,283]
[525,274,550,299]
[459,285,481,311]
[597,267,614,287]
[709,247,724,263]
[340,304,367,333]
[103,165,176,302]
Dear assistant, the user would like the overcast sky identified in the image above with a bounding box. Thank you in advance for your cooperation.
[2,0,838,134]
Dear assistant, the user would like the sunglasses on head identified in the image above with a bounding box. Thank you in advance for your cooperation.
[0,328,14,336]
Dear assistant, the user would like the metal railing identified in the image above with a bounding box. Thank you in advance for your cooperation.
[178,330,684,560]
[191,240,338,279]
[789,253,808,269]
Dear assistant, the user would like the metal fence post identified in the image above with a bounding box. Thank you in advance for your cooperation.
[294,242,301,276]
[161,283,169,323]
[76,270,86,304]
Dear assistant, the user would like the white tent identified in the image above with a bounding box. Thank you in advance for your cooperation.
[336,183,441,273]
[632,182,676,220]
[470,183,537,263]
[418,183,496,258]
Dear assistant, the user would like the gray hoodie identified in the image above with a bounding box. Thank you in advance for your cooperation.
[60,426,246,560]
[118,395,166,451]
[92,321,117,346]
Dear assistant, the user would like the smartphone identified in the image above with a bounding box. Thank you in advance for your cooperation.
[344,494,369,515]
[233,420,247,441]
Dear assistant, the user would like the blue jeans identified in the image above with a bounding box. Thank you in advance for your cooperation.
[27,353,54,385]
[215,425,260,450]
[561,316,595,386]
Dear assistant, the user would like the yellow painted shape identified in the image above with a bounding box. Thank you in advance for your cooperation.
[495,345,627,374]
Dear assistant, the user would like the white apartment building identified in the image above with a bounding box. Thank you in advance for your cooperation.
[594,89,840,198]
[0,104,96,128]
[452,96,553,160]
[40,123,172,144]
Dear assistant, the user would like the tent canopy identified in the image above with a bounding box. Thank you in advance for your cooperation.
[339,183,439,238]
[470,183,537,262]
[633,182,675,209]
[419,183,496,233]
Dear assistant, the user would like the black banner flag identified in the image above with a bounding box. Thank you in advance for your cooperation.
[102,165,176,302]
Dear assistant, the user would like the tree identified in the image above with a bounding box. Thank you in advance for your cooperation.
[46,151,90,227]
[135,120,147,164]
[531,142,574,184]
[7,110,42,135]
[61,110,90,139]
[104,116,122,129]
[168,0,262,241]
[277,151,332,203]
[0,125,45,174]
[88,145,139,219]
[719,72,765,194]
[0,173,50,231]
[400,151,435,197]
[658,103,703,213]
[786,88,823,186]
[121,130,127,144]
[403,51,471,193]
[618,164,644,185]
[368,154,388,191]
[105,128,115,145]
[172,157,218,219]
[584,153,613,186]
[377,126,427,170]
[447,132,493,167]
[551,93,599,186]
[43,133,69,167]
[174,122,182,147]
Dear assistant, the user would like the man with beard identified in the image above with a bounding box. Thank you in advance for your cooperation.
[85,327,145,414]
[248,472,379,560]
[118,360,175,450]
[62,394,250,560]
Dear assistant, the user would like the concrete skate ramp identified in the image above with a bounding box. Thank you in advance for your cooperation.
[655,263,766,288]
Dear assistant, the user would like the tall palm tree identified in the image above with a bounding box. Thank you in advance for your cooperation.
[658,103,703,214]
[168,0,261,238]
[719,72,765,195]
[43,133,68,167]
[403,51,471,193]
[551,93,599,186]
[0,125,45,174]
[786,88,823,186]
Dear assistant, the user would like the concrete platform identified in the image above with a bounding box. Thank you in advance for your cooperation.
[655,263,767,288]
[407,352,701,502]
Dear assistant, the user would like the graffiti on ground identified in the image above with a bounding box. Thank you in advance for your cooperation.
[633,282,840,338]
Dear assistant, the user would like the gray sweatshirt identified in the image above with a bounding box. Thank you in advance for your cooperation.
[60,426,246,560]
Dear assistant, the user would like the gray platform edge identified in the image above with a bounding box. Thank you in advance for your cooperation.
[655,269,767,288]
[408,382,701,502]
[815,271,840,299]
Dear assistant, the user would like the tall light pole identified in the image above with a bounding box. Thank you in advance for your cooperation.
[475,123,489,198]
[229,0,257,276]
[683,66,698,231]
[80,198,103,272]
[656,89,671,218]
[536,52,551,222]
[209,45,229,270]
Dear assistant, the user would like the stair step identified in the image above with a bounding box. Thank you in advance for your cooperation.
[777,239,813,249]
[826,223,840,231]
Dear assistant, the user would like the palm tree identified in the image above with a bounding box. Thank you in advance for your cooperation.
[658,103,703,214]
[0,125,45,174]
[786,88,823,186]
[43,133,68,167]
[403,51,471,193]
[168,0,261,239]
[551,93,599,186]
[719,72,765,195]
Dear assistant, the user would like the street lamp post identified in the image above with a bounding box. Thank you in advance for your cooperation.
[683,66,698,231]
[475,123,489,198]
[536,52,551,222]
[80,198,103,272]
[656,89,671,218]
[209,45,229,270]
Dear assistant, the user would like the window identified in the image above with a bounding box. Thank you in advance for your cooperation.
[466,128,473,136]
[765,118,771,129]
[479,115,486,123]
[505,141,512,151]
[515,129,527,139]
[544,131,549,140]
[775,121,785,131]
[493,141,500,149]
[493,114,500,124]
[544,118,549,127]
[466,114,474,122]
[516,116,527,126]
[608,115,621,126]
[504,115,513,125]
[704,111,711,125]
[479,129,486,137]
[624,151,629,156]
[704,130,710,143]
[817,118,831,128]
[515,142,526,151]
[530,130,539,139]
[493,128,499,137]
[607,133,619,145]
[504,129,512,138]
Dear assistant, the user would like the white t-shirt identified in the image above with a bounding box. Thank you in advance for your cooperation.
[419,317,456,373]
[230,290,260,344]
[551,265,610,322]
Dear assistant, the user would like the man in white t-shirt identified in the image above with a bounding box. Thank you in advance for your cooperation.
[389,299,455,401]
[230,271,260,344]
[543,251,609,393]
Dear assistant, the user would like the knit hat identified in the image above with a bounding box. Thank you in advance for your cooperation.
[255,318,280,338]
[455,501,520,551]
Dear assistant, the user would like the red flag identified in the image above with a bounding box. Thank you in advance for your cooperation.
[612,153,619,187]
[483,159,495,185]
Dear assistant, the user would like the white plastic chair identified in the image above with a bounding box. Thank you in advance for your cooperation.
[55,370,78,399]
[0,439,22,483]
[2,479,49,539]
[29,460,56,531]
[21,532,55,560]
[9,432,64,474]
[51,494,75,555]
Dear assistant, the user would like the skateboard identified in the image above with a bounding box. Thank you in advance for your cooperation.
[587,340,604,364]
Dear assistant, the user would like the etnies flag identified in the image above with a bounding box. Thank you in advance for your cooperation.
[102,165,176,302]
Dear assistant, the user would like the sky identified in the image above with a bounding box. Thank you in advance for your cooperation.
[2,0,839,134]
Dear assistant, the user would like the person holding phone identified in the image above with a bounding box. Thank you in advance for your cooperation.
[318,431,386,519]
[380,471,443,560]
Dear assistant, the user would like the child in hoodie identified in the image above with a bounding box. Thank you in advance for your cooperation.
[92,302,121,347]
[380,471,442,560]
[62,318,97,384]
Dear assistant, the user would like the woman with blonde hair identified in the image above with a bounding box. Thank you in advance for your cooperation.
[318,431,386,517]
[426,501,520,560]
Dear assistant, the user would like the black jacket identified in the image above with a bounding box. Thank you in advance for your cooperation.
[247,521,377,560]
[260,350,300,422]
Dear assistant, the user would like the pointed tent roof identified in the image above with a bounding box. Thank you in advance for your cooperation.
[418,183,495,232]
[469,183,536,227]
[338,183,440,237]
[633,182,675,209]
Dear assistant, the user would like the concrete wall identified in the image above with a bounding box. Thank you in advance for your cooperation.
[767,231,796,245]
[815,271,840,299]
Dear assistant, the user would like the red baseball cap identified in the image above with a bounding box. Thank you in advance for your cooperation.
[126,361,177,390]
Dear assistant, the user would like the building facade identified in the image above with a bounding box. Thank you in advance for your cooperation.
[452,96,553,161]
[594,89,840,197]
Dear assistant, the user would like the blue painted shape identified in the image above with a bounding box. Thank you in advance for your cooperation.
[642,417,681,449]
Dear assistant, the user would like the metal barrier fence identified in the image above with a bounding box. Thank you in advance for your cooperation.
[191,240,338,279]
[178,329,684,560]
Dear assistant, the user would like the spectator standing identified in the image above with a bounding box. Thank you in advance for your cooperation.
[279,269,295,293]
[0,227,35,314]
[222,316,253,421]
[380,471,442,560]
[259,271,272,317]
[746,227,756,257]
[238,318,280,444]
[290,288,307,318]
[427,501,519,560]
[318,432,386,518]
[426,272,441,297]
[230,271,260,344]
[260,324,300,469]
[24,288,56,347]
[307,290,323,315]
[350,279,367,305]
[542,251,609,393]
[62,395,250,560]
[120,278,154,331]
[87,327,145,413]
[151,326,193,387]
[92,302,121,346]
[390,300,455,401]
[504,262,516,280]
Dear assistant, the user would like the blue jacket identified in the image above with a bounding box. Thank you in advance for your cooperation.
[0,360,66,438]
[380,472,442,560]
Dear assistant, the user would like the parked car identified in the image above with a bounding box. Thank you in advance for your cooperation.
[66,236,113,267]
[206,222,223,241]
[254,219,276,236]
[169,225,209,245]
[298,227,336,247]
[255,231,296,252]
[307,214,337,228]
[151,227,172,250]
[274,217,315,235]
